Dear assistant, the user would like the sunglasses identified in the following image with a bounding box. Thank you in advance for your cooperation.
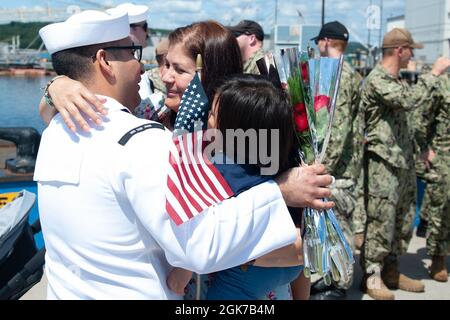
[232,31,250,38]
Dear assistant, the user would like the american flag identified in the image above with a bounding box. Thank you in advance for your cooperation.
[166,73,234,225]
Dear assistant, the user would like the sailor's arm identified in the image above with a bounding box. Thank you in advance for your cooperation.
[119,130,333,274]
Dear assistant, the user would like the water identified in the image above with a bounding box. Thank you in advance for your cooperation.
[0,76,48,248]
[0,76,51,134]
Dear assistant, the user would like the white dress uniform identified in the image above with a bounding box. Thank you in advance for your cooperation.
[34,96,297,300]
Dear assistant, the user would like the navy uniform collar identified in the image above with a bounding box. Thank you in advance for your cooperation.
[96,95,132,114]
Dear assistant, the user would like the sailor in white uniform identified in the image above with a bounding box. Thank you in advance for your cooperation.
[35,10,329,300]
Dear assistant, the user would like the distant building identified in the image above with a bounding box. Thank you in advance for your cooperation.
[345,41,370,69]
[386,15,405,31]
[405,0,450,64]
[270,24,320,54]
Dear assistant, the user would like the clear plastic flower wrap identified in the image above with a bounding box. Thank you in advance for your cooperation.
[279,47,354,283]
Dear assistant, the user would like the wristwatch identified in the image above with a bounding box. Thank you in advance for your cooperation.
[43,75,66,107]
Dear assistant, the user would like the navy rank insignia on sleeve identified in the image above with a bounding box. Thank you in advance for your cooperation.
[118,123,165,146]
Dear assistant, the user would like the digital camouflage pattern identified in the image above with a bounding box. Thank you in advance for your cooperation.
[324,61,363,288]
[325,61,363,226]
[416,74,450,256]
[352,171,367,234]
[360,154,417,273]
[359,63,441,273]
[361,63,439,170]
[147,68,166,95]
[243,48,265,75]
[325,61,363,181]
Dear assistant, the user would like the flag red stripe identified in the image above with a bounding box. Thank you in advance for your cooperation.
[167,173,194,220]
[166,130,235,225]
[190,131,227,200]
[175,139,209,212]
[168,148,201,216]
[165,198,184,226]
[203,153,234,196]
[193,131,234,198]
[172,134,212,209]
[186,131,219,202]
[180,133,216,207]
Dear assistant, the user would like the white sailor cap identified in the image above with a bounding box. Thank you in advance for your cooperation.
[39,10,130,55]
[106,3,149,24]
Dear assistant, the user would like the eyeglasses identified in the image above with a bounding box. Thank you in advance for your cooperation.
[100,45,143,62]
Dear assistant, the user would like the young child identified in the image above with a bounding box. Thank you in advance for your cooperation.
[166,74,307,300]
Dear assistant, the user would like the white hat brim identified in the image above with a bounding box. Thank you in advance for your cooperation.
[106,3,149,24]
[39,11,130,55]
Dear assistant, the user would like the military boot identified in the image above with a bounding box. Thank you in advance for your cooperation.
[382,261,425,292]
[361,273,395,300]
[429,255,448,282]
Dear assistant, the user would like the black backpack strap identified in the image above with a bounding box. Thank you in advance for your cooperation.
[118,123,165,146]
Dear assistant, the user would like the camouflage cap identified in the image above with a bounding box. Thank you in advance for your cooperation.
[382,28,424,49]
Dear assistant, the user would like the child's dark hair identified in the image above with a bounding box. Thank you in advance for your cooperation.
[213,74,300,174]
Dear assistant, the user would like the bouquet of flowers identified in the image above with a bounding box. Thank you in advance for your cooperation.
[280,47,354,285]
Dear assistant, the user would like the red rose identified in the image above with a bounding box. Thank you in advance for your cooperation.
[293,102,309,132]
[314,95,330,113]
[300,63,309,82]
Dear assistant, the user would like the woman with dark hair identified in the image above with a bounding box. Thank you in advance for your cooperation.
[167,74,305,300]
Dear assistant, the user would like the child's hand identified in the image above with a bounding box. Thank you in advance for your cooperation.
[166,267,193,295]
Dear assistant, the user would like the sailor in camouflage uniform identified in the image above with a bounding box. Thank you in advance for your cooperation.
[308,21,364,300]
[359,28,450,300]
[228,20,265,75]
[415,73,450,282]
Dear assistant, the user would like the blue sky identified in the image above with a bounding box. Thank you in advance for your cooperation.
[0,0,405,46]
